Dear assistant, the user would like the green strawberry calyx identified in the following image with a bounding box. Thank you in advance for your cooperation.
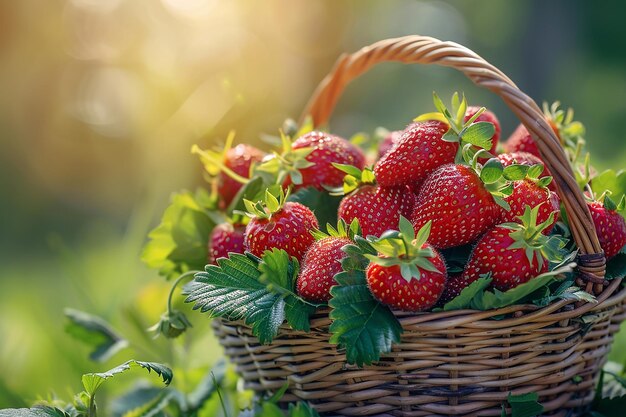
[256,130,315,186]
[191,131,251,185]
[543,101,586,163]
[326,164,376,195]
[500,205,568,271]
[364,217,442,281]
[310,218,361,241]
[585,189,626,212]
[414,91,495,156]
[242,187,291,220]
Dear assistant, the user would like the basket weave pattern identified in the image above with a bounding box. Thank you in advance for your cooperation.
[213,36,626,416]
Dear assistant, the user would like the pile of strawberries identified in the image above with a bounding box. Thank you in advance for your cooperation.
[205,94,626,312]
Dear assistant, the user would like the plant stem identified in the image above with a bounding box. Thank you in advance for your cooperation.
[167,271,201,314]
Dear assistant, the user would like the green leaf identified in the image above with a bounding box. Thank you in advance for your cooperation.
[288,187,342,227]
[527,164,545,179]
[64,309,128,363]
[229,176,270,215]
[82,360,172,397]
[142,189,218,280]
[505,392,543,417]
[503,164,530,181]
[258,403,284,417]
[111,387,172,417]
[592,170,626,213]
[288,402,321,417]
[606,248,626,280]
[480,159,504,184]
[328,239,403,366]
[443,276,492,311]
[0,407,74,417]
[186,251,314,343]
[461,121,494,150]
[472,263,575,310]
[185,361,227,412]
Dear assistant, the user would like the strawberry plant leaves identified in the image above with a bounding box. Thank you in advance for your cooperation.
[64,308,128,363]
[442,276,492,311]
[460,121,494,150]
[606,247,626,280]
[0,407,74,417]
[287,402,321,417]
[472,263,575,310]
[288,187,342,228]
[329,237,403,366]
[82,360,172,397]
[185,250,315,343]
[501,392,543,417]
[142,189,220,280]
[591,170,626,213]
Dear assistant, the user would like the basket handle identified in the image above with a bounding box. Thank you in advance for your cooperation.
[300,35,607,295]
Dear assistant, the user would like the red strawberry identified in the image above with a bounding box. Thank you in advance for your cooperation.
[338,185,416,237]
[463,206,562,291]
[588,198,626,259]
[374,120,454,188]
[218,144,265,209]
[438,274,471,304]
[411,163,502,249]
[498,151,556,192]
[208,223,246,264]
[243,190,318,262]
[504,123,543,160]
[289,131,365,191]
[296,220,357,302]
[500,171,560,235]
[378,130,403,159]
[464,106,500,158]
[365,219,447,312]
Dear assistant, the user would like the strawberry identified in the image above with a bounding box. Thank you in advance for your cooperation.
[462,206,565,291]
[365,218,447,312]
[378,130,403,159]
[296,220,358,302]
[504,102,586,165]
[374,93,496,189]
[332,165,417,238]
[243,189,319,261]
[192,136,265,210]
[464,106,500,158]
[438,274,470,304]
[289,131,366,191]
[587,196,626,259]
[219,144,265,208]
[498,151,556,192]
[499,164,560,234]
[208,222,246,264]
[411,163,505,249]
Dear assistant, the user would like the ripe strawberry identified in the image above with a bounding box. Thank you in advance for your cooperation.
[208,223,246,264]
[338,185,416,237]
[587,197,626,259]
[375,93,497,189]
[365,219,447,312]
[411,163,503,249]
[218,144,265,208]
[378,130,403,159]
[500,166,560,234]
[374,120,454,188]
[296,220,358,302]
[289,131,366,191]
[463,206,564,291]
[243,189,319,261]
[498,151,556,192]
[504,123,543,160]
[464,106,500,158]
[438,274,470,304]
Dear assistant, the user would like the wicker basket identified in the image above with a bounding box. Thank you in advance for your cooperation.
[213,36,626,416]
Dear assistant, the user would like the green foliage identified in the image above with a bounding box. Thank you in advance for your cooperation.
[501,392,543,417]
[442,276,492,311]
[591,170,626,213]
[64,309,128,363]
[606,247,626,280]
[328,237,403,366]
[185,250,315,344]
[287,187,342,228]
[0,407,74,417]
[81,361,172,397]
[142,189,220,280]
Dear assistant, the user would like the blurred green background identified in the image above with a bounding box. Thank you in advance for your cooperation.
[1,0,626,410]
